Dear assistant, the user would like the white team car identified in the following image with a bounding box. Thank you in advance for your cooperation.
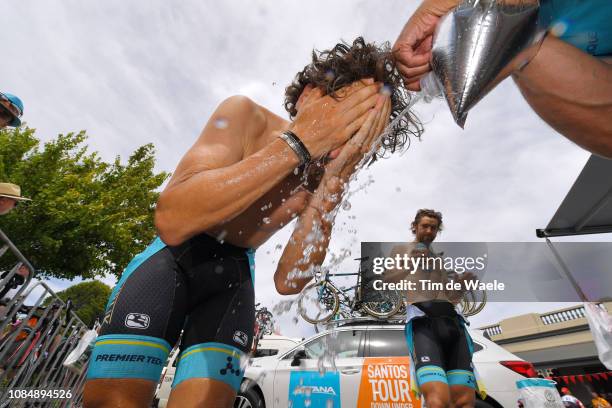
[153,335,301,408]
[236,322,536,408]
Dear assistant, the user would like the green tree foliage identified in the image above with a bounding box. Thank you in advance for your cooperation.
[44,280,112,327]
[0,127,169,279]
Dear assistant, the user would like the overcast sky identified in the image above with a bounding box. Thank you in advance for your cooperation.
[1,0,602,337]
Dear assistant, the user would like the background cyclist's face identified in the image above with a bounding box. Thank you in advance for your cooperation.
[414,216,440,244]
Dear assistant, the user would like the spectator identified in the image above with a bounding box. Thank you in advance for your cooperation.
[0,92,24,129]
[0,183,32,304]
[592,392,611,408]
[0,183,30,215]
[560,387,586,408]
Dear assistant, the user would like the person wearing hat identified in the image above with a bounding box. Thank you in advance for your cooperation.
[561,387,586,408]
[0,183,32,316]
[0,92,24,129]
[0,183,30,215]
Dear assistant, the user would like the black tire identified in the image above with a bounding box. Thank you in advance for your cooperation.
[361,290,402,319]
[235,385,264,408]
[298,282,339,324]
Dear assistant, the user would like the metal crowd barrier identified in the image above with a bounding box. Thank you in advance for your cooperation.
[0,228,89,407]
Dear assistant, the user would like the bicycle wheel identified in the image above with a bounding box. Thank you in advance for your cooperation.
[460,289,487,317]
[362,290,402,319]
[298,282,339,324]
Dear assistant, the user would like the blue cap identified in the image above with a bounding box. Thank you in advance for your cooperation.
[0,92,24,127]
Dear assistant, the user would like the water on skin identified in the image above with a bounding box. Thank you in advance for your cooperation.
[214,117,229,129]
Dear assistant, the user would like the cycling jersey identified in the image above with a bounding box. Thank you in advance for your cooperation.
[545,0,612,56]
[86,233,256,392]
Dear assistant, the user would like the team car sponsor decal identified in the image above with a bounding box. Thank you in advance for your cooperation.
[357,357,420,408]
[288,371,341,407]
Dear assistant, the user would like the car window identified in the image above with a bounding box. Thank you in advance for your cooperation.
[367,329,409,357]
[254,348,279,357]
[303,330,363,359]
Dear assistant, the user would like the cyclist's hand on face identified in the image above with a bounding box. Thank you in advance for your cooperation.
[310,94,391,213]
[289,79,383,160]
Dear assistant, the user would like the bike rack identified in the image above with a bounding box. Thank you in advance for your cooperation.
[0,227,89,407]
[315,316,408,330]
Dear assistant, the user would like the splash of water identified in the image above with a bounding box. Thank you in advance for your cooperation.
[270,92,425,386]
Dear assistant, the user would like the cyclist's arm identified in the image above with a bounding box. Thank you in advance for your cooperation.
[445,271,478,304]
[274,202,333,295]
[155,96,301,246]
[512,36,612,158]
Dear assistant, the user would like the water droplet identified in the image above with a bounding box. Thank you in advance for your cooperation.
[550,21,568,37]
[272,81,277,86]
[216,230,228,242]
[214,117,229,129]
[275,244,282,250]
[293,168,299,175]
[341,201,351,211]
[263,217,271,224]
[324,70,335,82]
[380,85,393,97]
[214,265,224,274]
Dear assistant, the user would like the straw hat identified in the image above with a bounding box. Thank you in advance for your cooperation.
[0,183,31,202]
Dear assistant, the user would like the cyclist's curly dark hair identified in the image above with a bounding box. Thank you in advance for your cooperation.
[411,209,443,234]
[284,37,424,161]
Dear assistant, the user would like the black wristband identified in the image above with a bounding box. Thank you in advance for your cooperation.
[279,130,312,166]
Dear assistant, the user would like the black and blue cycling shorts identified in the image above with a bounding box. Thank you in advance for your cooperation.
[86,233,256,392]
[405,301,476,389]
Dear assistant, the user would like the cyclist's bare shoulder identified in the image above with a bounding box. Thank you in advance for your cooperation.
[166,95,269,189]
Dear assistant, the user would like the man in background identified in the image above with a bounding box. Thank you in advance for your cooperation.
[0,92,24,129]
[0,183,30,215]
